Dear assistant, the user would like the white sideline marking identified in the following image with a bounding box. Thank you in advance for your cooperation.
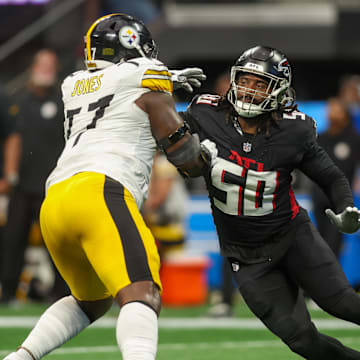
[0,337,360,357]
[0,316,360,329]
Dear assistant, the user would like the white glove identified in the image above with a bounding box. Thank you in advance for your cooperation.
[170,67,206,93]
[325,206,360,234]
[200,139,218,166]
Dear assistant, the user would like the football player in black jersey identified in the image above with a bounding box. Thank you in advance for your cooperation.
[180,46,360,359]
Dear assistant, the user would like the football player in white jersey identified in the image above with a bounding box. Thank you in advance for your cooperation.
[3,13,216,360]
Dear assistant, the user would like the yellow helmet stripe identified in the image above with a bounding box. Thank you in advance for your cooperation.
[86,13,125,62]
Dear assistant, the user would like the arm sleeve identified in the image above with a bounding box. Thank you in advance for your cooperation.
[299,144,354,212]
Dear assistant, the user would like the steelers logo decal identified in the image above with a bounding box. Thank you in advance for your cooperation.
[119,26,140,49]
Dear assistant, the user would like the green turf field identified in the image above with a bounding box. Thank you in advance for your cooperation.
[1,302,360,360]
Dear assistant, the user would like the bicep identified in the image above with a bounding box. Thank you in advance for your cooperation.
[136,91,183,142]
[136,91,206,177]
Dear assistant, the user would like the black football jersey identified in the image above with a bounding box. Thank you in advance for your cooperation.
[180,94,353,257]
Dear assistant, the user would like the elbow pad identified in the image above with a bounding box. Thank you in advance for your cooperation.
[165,133,201,168]
[157,123,189,152]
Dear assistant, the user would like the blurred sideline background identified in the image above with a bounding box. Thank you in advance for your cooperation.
[0,0,360,311]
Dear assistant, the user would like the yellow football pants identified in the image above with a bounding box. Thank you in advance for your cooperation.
[40,172,162,301]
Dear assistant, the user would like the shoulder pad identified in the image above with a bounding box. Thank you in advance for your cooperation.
[186,94,222,115]
[194,94,222,107]
[282,110,308,121]
[186,94,222,114]
[282,110,317,138]
[283,110,316,127]
[139,58,173,95]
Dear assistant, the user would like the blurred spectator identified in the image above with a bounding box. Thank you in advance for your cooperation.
[338,75,360,107]
[0,86,21,197]
[0,49,68,304]
[0,83,21,294]
[311,97,360,258]
[338,75,360,132]
[142,153,188,260]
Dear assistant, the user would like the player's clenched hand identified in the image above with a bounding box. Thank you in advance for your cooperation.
[170,68,206,93]
[325,206,360,234]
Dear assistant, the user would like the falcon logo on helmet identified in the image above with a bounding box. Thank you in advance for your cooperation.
[227,45,294,118]
[274,58,291,78]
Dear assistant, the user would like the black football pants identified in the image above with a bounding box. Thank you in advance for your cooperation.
[228,220,360,359]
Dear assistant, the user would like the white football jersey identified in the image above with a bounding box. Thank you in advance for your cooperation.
[46,57,173,208]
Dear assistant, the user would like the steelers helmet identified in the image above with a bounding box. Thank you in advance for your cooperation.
[228,46,294,118]
[84,13,158,70]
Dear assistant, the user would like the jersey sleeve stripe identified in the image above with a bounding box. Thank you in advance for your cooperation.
[141,78,173,94]
[142,74,172,81]
[144,69,171,77]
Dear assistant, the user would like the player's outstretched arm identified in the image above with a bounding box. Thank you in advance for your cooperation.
[135,91,216,176]
[325,206,360,234]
